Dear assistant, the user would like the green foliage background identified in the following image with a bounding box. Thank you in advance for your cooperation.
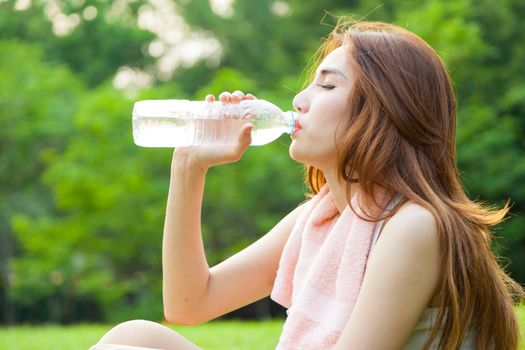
[0,0,524,324]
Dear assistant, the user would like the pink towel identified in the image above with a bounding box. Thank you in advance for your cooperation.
[271,184,396,349]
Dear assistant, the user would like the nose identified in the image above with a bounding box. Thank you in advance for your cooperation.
[292,88,309,114]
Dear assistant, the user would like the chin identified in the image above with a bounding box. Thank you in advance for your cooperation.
[289,142,311,166]
[288,142,302,162]
[288,149,299,163]
[289,142,335,170]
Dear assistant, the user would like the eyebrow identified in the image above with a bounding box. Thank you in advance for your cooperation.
[318,67,348,80]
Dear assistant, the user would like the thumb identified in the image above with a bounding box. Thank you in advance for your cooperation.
[235,123,253,152]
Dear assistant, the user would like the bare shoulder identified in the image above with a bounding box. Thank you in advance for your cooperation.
[372,201,441,276]
[390,200,437,229]
[366,200,441,288]
[368,200,442,285]
[380,200,440,254]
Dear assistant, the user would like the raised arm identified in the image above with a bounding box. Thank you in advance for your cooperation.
[162,91,303,325]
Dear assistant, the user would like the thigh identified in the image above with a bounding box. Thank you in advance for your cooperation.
[91,319,202,350]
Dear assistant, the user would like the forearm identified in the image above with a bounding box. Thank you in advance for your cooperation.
[162,155,210,322]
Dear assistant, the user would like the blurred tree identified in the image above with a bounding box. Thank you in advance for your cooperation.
[0,41,83,323]
[173,0,350,93]
[0,0,154,87]
[456,0,525,277]
[10,83,185,323]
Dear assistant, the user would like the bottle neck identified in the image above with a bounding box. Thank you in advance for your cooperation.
[282,111,295,135]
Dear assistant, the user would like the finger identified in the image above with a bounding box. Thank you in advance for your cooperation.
[231,90,244,103]
[245,93,257,100]
[219,91,231,103]
[205,94,215,102]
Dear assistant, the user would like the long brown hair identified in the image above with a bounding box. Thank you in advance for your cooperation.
[305,20,524,349]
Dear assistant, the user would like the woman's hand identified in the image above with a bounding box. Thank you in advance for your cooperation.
[172,90,257,172]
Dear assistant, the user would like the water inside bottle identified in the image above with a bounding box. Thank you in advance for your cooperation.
[133,116,288,147]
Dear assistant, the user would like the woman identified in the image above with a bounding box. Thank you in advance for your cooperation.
[91,21,523,349]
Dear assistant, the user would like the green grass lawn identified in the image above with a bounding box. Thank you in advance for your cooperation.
[518,305,525,350]
[0,319,284,350]
[1,306,524,350]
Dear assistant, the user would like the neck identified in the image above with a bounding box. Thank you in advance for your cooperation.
[323,167,360,214]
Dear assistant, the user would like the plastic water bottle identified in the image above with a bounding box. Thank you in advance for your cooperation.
[132,99,295,147]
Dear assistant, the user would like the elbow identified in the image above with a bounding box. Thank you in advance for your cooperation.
[163,310,192,326]
[163,304,204,326]
[162,282,210,325]
[163,308,195,326]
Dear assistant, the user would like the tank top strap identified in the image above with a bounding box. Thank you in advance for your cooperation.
[370,192,404,249]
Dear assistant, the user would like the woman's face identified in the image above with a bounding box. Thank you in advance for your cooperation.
[289,46,354,170]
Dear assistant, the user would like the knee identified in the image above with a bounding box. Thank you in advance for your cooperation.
[97,319,162,343]
[93,319,200,350]
[114,319,160,331]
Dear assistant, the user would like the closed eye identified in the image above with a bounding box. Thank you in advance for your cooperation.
[316,84,335,90]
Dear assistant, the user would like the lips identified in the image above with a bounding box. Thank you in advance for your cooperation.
[291,119,302,137]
